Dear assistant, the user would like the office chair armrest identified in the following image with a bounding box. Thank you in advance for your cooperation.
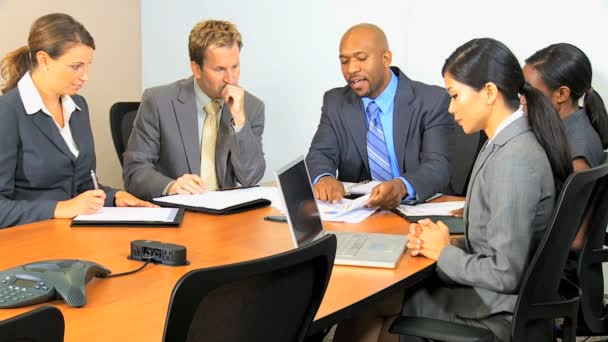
[525,278,581,321]
[588,248,608,264]
[389,316,495,342]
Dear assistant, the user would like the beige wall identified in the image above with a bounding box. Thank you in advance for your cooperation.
[0,0,141,188]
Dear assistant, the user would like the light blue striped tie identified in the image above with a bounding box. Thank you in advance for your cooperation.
[366,101,392,181]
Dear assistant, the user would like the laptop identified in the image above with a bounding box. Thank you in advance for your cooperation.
[275,156,408,269]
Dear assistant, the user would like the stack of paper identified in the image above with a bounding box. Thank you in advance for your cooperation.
[316,194,377,223]
[342,181,381,195]
[397,201,465,216]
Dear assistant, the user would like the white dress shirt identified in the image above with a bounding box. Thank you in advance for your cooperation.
[17,72,81,157]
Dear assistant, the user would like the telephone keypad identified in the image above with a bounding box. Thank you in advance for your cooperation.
[0,276,54,308]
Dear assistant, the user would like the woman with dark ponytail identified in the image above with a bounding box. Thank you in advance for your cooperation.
[524,43,607,171]
[333,38,571,342]
[0,13,154,228]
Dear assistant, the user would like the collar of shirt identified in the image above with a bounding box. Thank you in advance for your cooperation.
[193,78,224,116]
[562,107,585,127]
[17,72,80,122]
[488,107,525,144]
[361,69,398,116]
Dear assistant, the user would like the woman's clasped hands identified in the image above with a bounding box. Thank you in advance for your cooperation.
[406,218,451,260]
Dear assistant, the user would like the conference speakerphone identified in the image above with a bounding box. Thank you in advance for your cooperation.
[0,260,110,309]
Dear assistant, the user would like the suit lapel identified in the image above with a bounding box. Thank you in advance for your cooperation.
[464,140,493,251]
[392,69,415,171]
[70,109,89,161]
[467,116,530,192]
[30,112,76,162]
[343,92,369,171]
[173,77,200,174]
[463,116,530,251]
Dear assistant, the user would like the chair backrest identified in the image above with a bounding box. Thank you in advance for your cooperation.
[109,102,140,166]
[512,157,608,340]
[162,234,337,342]
[447,127,487,196]
[0,305,64,342]
[576,152,608,333]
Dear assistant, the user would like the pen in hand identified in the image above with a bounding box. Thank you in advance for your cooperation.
[90,170,100,190]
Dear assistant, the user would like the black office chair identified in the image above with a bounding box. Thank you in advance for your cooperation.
[447,126,487,196]
[571,154,608,336]
[390,158,608,342]
[162,234,337,342]
[109,101,140,166]
[0,305,64,342]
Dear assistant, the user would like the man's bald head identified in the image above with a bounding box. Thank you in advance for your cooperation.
[340,23,389,52]
[339,23,392,99]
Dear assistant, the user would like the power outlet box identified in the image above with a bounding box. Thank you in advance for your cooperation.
[129,240,189,266]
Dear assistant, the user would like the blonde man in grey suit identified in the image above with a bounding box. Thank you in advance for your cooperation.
[334,39,573,342]
[123,20,265,200]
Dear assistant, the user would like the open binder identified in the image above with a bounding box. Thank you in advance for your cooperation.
[71,207,185,227]
[152,189,271,215]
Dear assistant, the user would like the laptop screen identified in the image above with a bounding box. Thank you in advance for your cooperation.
[275,157,324,247]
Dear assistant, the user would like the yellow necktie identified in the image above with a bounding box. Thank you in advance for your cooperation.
[201,101,221,191]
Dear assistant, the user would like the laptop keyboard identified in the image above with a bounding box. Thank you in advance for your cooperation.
[336,234,368,257]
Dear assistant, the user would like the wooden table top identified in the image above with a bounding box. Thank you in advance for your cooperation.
[0,198,458,341]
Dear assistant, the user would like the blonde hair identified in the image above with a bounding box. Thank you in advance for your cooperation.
[188,19,242,66]
[0,13,94,94]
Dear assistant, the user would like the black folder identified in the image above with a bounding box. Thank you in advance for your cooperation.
[152,198,271,215]
[71,208,185,227]
[392,210,465,235]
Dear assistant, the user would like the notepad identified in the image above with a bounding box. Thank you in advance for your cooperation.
[71,207,183,227]
[153,187,275,214]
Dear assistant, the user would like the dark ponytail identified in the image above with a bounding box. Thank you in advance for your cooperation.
[584,88,608,148]
[0,13,95,94]
[443,38,573,188]
[526,43,608,148]
[520,82,573,184]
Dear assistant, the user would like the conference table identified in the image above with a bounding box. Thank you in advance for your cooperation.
[0,197,461,341]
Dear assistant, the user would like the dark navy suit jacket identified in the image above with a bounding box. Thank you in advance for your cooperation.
[0,88,116,228]
[306,67,454,201]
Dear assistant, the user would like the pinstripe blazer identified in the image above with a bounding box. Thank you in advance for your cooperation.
[435,116,556,319]
[0,88,116,228]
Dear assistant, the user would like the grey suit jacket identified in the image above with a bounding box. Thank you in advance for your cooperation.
[123,77,265,200]
[436,116,556,319]
[0,88,116,228]
[306,67,454,201]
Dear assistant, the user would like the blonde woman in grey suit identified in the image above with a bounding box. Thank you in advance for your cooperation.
[333,38,573,342]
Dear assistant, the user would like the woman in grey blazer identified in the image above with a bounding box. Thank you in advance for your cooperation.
[0,13,153,228]
[333,39,573,342]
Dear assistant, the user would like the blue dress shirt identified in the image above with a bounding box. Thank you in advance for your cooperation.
[315,70,416,200]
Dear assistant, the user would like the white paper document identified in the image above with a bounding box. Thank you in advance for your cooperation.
[397,201,465,216]
[73,207,178,222]
[342,181,382,195]
[316,194,378,223]
[154,187,280,210]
